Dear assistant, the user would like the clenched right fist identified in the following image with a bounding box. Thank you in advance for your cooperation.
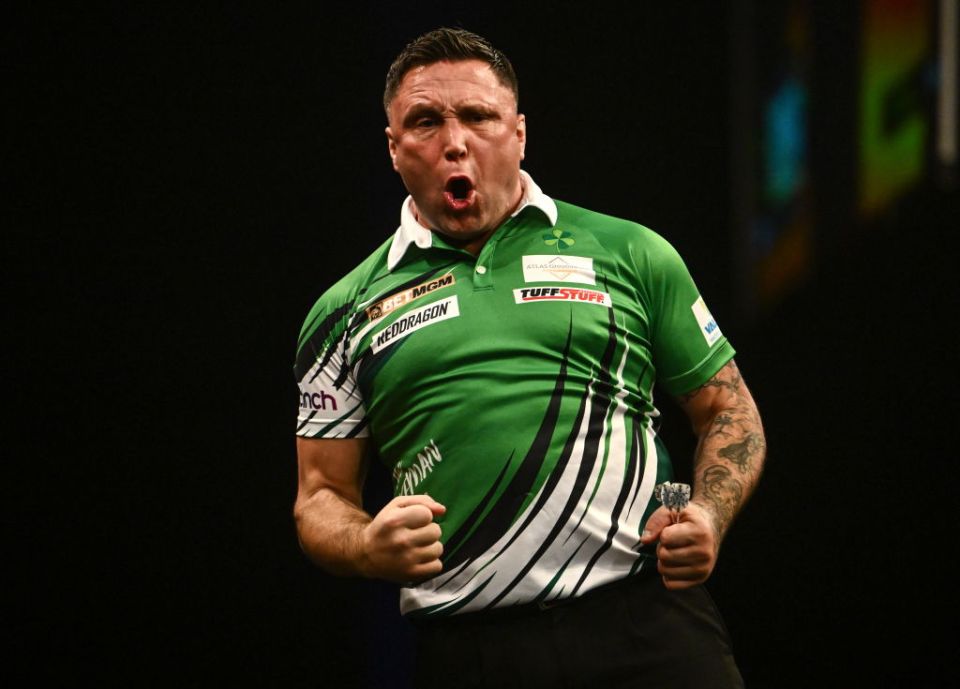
[360,494,446,583]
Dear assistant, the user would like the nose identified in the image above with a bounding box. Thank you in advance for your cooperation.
[441,118,467,161]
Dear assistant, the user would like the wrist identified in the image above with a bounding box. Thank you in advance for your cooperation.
[689,498,725,543]
[352,521,376,578]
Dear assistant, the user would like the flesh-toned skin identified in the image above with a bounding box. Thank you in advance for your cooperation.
[294,436,446,584]
[385,59,527,256]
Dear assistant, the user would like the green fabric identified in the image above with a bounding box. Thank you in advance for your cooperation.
[294,198,734,617]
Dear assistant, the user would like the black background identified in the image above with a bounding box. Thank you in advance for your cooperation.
[8,2,958,687]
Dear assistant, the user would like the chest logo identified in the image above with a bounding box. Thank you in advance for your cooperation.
[366,273,455,321]
[514,287,612,307]
[522,255,595,285]
[370,295,460,353]
[543,228,575,249]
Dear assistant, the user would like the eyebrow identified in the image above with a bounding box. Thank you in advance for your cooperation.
[400,101,502,128]
[401,104,440,127]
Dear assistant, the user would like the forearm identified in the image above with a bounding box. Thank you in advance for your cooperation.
[688,364,766,541]
[294,488,373,577]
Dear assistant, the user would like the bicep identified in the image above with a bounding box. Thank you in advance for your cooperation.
[296,436,369,509]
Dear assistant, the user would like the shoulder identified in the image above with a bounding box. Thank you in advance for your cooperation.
[552,199,685,269]
[296,236,393,349]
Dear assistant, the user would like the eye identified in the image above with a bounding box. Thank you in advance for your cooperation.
[415,117,438,128]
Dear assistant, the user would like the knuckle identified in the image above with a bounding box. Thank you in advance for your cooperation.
[382,512,406,529]
[408,505,431,523]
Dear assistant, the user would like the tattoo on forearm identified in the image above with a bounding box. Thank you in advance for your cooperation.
[718,433,764,473]
[698,465,744,537]
[708,412,735,437]
[686,361,766,539]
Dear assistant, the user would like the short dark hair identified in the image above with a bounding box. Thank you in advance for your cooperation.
[383,27,519,116]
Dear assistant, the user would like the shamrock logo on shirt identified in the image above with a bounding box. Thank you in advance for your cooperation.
[543,228,575,250]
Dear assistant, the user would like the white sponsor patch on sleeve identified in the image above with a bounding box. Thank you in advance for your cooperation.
[691,296,722,346]
[522,255,595,284]
[370,296,459,353]
[296,356,369,438]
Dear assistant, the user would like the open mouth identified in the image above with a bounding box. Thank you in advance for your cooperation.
[448,177,472,200]
[444,176,475,210]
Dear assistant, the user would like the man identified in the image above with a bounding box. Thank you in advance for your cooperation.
[293,27,765,688]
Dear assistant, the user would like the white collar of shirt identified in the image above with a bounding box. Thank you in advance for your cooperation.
[386,169,558,272]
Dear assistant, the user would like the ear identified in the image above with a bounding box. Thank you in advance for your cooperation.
[516,113,526,161]
[385,126,399,171]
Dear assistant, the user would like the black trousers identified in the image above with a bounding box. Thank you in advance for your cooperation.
[412,572,744,689]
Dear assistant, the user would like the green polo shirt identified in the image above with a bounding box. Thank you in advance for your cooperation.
[294,172,734,617]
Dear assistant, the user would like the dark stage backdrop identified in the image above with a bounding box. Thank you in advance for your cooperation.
[8,2,957,687]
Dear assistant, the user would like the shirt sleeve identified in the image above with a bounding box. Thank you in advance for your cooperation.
[641,230,736,397]
[293,292,369,439]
